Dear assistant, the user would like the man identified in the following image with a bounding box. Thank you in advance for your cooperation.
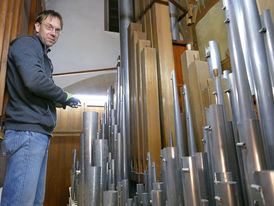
[0,10,80,206]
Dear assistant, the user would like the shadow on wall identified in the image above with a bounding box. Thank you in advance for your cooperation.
[64,72,117,96]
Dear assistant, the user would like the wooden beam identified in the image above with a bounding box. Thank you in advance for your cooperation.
[151,2,176,147]
[141,47,162,179]
[127,23,144,173]
[169,0,188,13]
[136,39,151,170]
[52,67,117,77]
[186,60,210,152]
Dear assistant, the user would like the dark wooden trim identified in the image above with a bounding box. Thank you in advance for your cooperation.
[52,67,117,76]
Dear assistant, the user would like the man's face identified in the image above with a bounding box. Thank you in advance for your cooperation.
[34,16,61,48]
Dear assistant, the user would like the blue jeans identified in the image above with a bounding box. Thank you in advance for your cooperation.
[0,130,50,206]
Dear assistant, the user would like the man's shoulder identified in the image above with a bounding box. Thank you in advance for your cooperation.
[10,35,40,48]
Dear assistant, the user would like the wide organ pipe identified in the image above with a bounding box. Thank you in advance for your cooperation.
[241,0,274,169]
[260,10,274,92]
[231,0,256,95]
[83,112,98,166]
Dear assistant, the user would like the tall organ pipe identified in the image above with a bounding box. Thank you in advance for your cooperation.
[183,84,196,155]
[231,0,256,95]
[119,0,133,165]
[260,9,274,94]
[241,0,274,169]
[171,70,185,157]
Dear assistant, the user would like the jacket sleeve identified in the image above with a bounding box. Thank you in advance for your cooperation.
[10,37,67,104]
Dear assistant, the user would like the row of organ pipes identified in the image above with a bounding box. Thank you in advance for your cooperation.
[69,0,274,205]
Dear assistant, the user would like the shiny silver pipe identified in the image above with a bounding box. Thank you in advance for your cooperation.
[205,46,214,78]
[112,124,119,158]
[162,147,184,206]
[144,170,148,193]
[214,172,239,206]
[206,105,244,205]
[83,112,98,166]
[103,190,118,206]
[225,73,250,205]
[127,198,133,206]
[85,166,101,206]
[116,132,123,182]
[117,66,121,128]
[222,0,256,123]
[152,162,157,183]
[231,0,256,95]
[153,182,166,202]
[168,1,179,41]
[136,184,144,206]
[208,41,227,107]
[205,105,232,173]
[208,41,222,77]
[227,73,240,124]
[261,10,274,92]
[142,193,149,206]
[225,73,239,133]
[147,152,153,198]
[133,196,138,206]
[169,132,173,147]
[101,114,106,139]
[214,76,226,106]
[241,0,274,169]
[108,168,112,191]
[80,134,85,206]
[122,93,129,179]
[151,190,165,206]
[194,152,215,205]
[160,150,167,192]
[111,109,117,126]
[117,182,124,206]
[181,156,201,206]
[111,159,116,189]
[71,149,78,200]
[119,0,132,169]
[237,119,267,202]
[92,139,109,192]
[171,70,186,157]
[222,70,230,80]
[104,103,107,123]
[183,84,197,155]
[252,170,274,205]
[107,87,114,127]
[202,126,216,205]
[122,179,129,205]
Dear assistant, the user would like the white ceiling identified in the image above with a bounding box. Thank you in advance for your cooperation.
[45,0,120,89]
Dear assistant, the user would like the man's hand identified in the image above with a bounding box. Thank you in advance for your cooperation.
[64,92,81,108]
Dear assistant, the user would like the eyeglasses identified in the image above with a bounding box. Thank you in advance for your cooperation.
[42,23,61,34]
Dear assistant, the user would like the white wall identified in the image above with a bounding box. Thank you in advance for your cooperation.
[45,0,120,88]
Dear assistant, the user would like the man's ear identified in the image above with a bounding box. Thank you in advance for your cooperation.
[34,22,40,33]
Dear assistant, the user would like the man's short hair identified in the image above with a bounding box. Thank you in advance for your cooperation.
[35,10,63,29]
